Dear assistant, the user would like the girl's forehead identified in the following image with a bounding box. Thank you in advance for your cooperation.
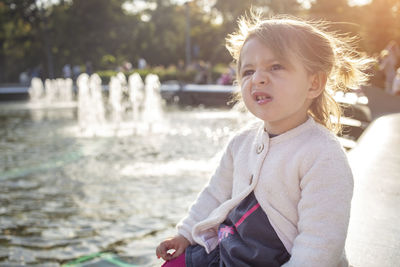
[242,38,273,55]
[241,38,276,60]
[240,37,296,68]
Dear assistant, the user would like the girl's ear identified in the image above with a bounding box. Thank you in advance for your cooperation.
[308,72,327,99]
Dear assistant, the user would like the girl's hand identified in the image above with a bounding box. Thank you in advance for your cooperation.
[156,235,190,261]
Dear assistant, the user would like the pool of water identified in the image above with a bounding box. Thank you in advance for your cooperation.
[0,103,248,266]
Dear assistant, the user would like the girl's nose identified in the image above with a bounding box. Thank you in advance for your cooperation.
[252,70,268,85]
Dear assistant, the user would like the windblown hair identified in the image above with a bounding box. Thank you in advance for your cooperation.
[226,13,374,133]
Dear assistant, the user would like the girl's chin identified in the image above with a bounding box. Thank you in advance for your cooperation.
[249,112,276,123]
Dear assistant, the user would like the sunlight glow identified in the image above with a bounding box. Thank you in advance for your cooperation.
[348,0,372,6]
[122,1,157,14]
[298,0,372,9]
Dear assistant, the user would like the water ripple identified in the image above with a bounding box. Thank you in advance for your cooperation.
[0,106,245,266]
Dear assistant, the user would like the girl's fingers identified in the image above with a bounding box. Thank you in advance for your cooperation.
[156,245,164,258]
[156,244,165,258]
[156,236,188,260]
[164,252,174,261]
[157,240,175,260]
[173,247,184,259]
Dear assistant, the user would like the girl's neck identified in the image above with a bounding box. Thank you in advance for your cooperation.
[264,114,309,135]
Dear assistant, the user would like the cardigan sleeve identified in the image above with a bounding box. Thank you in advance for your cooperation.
[282,143,353,267]
[176,137,235,244]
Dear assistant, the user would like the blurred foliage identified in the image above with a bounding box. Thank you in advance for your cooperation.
[96,68,190,85]
[0,0,399,83]
[96,65,226,85]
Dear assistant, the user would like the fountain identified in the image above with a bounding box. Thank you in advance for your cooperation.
[43,78,74,104]
[73,72,166,137]
[89,73,106,126]
[58,78,74,103]
[28,77,45,101]
[108,75,124,126]
[77,73,92,133]
[25,72,162,134]
[128,73,145,121]
[25,76,77,112]
[0,74,245,266]
[142,74,163,132]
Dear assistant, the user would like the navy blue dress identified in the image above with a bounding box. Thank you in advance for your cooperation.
[185,192,291,267]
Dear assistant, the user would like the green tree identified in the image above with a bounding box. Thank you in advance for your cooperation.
[0,0,45,82]
[140,1,187,66]
[48,0,135,74]
[1,0,398,83]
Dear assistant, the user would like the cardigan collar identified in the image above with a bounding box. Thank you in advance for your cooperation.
[256,117,316,146]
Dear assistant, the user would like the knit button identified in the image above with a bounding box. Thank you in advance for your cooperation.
[249,175,253,184]
[256,143,264,154]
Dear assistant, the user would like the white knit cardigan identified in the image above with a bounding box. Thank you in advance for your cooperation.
[177,117,353,267]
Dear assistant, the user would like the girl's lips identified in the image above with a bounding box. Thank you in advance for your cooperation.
[251,91,273,104]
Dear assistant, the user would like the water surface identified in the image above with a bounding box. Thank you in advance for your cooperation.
[0,104,247,266]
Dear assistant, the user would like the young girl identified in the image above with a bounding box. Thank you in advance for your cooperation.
[156,14,372,267]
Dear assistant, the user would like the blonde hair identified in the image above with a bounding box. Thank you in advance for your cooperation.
[226,13,374,133]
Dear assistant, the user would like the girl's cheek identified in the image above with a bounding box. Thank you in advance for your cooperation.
[240,78,251,90]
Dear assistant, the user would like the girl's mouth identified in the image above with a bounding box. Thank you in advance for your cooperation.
[252,91,272,104]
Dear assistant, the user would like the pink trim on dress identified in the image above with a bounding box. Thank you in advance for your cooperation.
[234,203,260,228]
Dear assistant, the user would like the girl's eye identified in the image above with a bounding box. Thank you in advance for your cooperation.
[271,64,284,71]
[242,70,254,77]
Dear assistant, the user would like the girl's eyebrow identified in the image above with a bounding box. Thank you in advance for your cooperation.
[241,58,280,69]
[240,63,253,70]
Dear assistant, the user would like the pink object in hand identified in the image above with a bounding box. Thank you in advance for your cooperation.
[161,252,186,267]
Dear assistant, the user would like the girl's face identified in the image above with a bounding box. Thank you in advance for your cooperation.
[239,37,317,134]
